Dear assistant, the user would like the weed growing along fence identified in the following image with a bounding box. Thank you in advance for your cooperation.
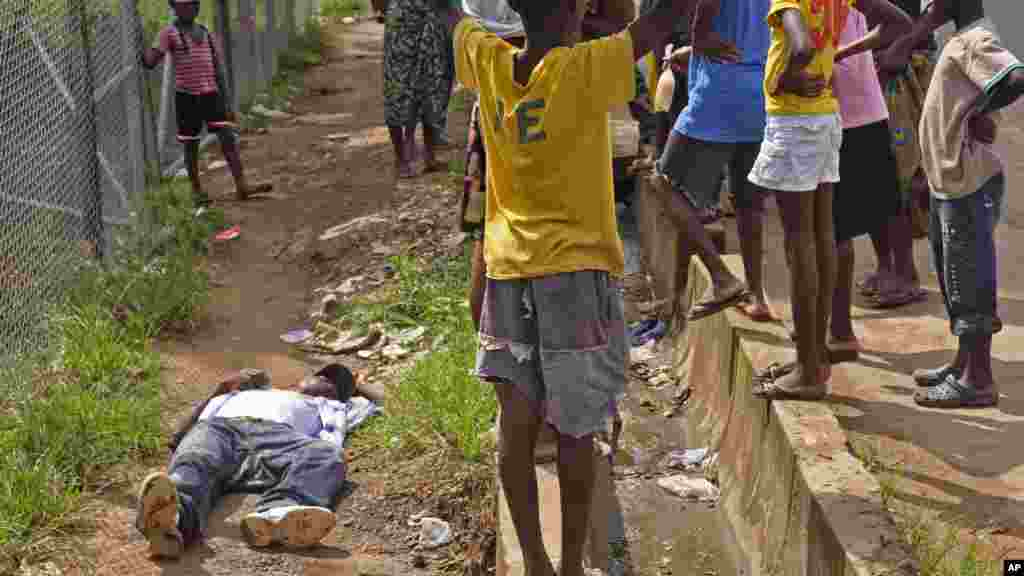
[0,0,321,357]
[0,181,223,573]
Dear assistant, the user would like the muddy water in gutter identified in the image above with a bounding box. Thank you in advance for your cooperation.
[612,204,749,576]
[608,374,750,576]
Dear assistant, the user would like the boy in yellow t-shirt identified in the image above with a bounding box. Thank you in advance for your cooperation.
[454,0,698,574]
[748,0,910,400]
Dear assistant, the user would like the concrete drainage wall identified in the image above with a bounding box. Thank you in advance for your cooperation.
[635,175,915,576]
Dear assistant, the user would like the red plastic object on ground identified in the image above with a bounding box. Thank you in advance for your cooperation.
[214,225,241,242]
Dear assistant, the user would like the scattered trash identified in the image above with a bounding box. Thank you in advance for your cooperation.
[390,326,426,346]
[633,320,666,347]
[281,328,314,345]
[335,275,365,297]
[657,474,720,502]
[383,263,396,275]
[304,328,382,355]
[207,160,227,171]
[663,448,708,471]
[630,339,658,365]
[341,16,356,24]
[637,298,670,315]
[673,385,692,406]
[250,104,293,120]
[314,293,340,319]
[296,112,354,126]
[214,226,241,242]
[381,343,409,361]
[410,516,453,549]
[371,242,394,257]
[325,132,351,142]
[319,214,389,241]
[648,371,674,387]
[703,452,720,482]
[629,319,658,345]
[357,348,378,360]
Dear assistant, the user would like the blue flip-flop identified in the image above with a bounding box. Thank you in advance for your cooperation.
[629,319,658,342]
[632,320,667,347]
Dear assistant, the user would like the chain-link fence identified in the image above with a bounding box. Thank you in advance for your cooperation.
[0,0,320,355]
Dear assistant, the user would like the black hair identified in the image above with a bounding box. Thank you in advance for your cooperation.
[507,0,563,26]
[170,1,205,54]
[316,364,356,402]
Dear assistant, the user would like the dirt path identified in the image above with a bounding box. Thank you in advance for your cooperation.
[80,19,465,576]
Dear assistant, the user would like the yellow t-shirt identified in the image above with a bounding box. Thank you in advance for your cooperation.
[763,0,852,115]
[454,18,636,280]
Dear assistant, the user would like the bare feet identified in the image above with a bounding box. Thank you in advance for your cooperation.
[752,363,827,400]
[688,278,749,321]
[423,159,446,174]
[737,294,774,322]
[396,162,415,180]
[856,271,887,296]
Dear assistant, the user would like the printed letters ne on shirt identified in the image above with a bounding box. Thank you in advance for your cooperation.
[495,98,548,144]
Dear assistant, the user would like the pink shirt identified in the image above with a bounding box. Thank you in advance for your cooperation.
[833,9,889,129]
[158,25,219,96]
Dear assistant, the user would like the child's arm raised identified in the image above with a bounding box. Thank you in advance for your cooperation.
[853,0,912,49]
[629,0,699,62]
[835,25,880,62]
[876,0,950,74]
[774,8,825,98]
[690,0,740,63]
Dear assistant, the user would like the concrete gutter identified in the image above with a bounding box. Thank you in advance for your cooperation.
[635,174,915,575]
[494,439,614,576]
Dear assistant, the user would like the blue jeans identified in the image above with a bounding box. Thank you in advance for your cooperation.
[929,173,1005,337]
[169,418,345,543]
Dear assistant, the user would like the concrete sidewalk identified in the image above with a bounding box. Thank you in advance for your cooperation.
[713,103,1024,563]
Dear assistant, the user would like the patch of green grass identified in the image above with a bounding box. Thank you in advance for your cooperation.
[320,0,366,19]
[241,16,324,129]
[449,89,471,115]
[847,438,1012,576]
[343,251,496,461]
[449,155,467,178]
[0,180,217,571]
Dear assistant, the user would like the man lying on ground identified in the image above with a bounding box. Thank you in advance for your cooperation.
[135,364,377,559]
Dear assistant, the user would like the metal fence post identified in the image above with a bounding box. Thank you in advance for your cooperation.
[157,7,175,166]
[215,0,239,115]
[121,0,146,206]
[238,0,256,104]
[285,0,296,45]
[264,0,275,86]
[76,0,105,259]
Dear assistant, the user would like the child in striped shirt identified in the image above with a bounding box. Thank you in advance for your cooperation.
[143,0,270,206]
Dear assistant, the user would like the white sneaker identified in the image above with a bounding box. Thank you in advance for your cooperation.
[135,473,184,558]
[240,506,337,548]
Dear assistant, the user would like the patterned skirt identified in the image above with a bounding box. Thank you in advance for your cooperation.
[383,0,453,130]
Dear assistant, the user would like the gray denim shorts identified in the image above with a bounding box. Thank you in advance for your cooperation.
[475,270,627,438]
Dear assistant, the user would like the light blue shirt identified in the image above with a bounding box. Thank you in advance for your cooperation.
[673,0,770,143]
[198,390,377,449]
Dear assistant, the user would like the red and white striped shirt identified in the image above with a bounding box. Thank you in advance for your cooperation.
[158,25,220,95]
